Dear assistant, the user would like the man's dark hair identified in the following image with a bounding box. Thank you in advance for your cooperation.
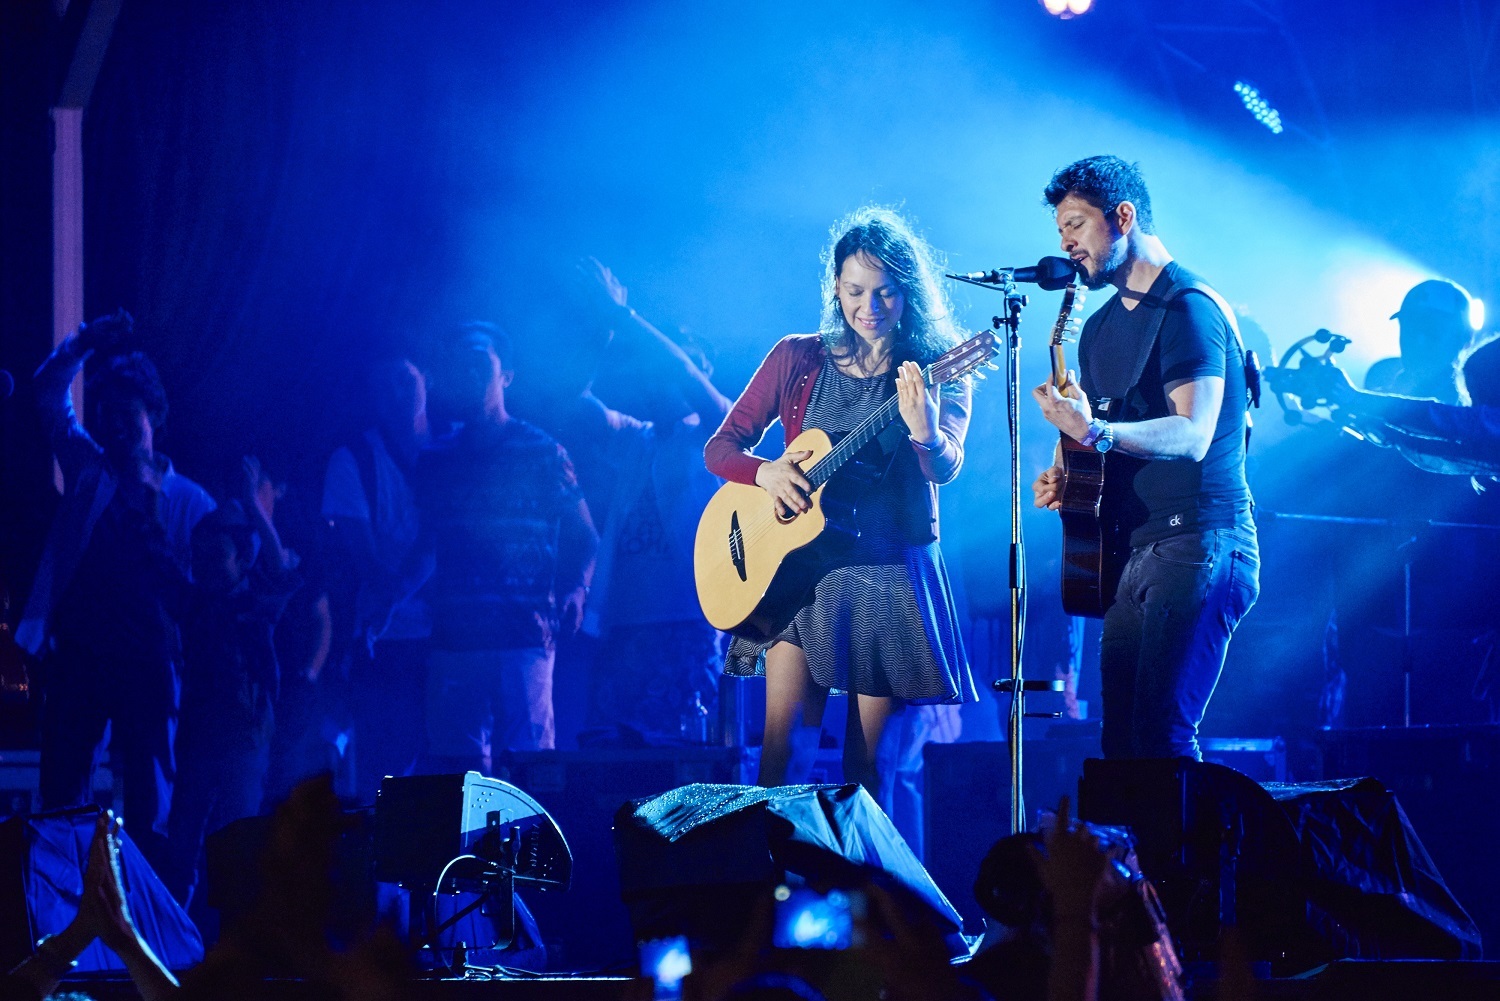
[456,320,513,371]
[86,350,168,428]
[192,500,258,566]
[1044,155,1155,235]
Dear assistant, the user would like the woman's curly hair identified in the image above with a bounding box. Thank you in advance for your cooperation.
[816,206,965,379]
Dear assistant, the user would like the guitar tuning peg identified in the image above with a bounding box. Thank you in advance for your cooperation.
[986,361,1000,370]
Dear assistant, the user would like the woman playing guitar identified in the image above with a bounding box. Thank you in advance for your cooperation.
[703,206,977,811]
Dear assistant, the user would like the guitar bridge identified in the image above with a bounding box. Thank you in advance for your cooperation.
[728,511,747,582]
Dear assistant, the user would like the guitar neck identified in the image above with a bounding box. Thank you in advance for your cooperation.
[1050,342,1068,389]
[805,366,929,489]
[1048,282,1084,391]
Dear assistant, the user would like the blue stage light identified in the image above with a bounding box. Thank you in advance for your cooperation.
[1233,81,1284,135]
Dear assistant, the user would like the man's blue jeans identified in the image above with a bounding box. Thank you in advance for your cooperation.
[1099,525,1260,760]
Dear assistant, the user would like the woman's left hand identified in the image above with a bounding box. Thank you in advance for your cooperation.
[897,361,941,448]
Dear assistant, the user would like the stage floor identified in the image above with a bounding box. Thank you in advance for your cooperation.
[55,961,1500,1000]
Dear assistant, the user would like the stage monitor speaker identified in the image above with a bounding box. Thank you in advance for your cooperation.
[1317,724,1500,955]
[1078,758,1481,973]
[615,782,968,962]
[206,809,379,953]
[373,771,570,891]
[0,807,203,972]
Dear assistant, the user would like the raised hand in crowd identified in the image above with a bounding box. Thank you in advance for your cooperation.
[572,255,731,422]
[574,255,630,321]
[73,308,135,355]
[179,776,408,1001]
[1031,796,1120,1001]
[855,880,992,1001]
[4,811,180,1001]
[240,455,298,574]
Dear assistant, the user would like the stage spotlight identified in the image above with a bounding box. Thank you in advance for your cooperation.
[1470,297,1485,331]
[1233,81,1284,135]
[1042,0,1093,18]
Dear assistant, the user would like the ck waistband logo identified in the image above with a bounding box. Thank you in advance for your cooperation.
[1169,514,1183,527]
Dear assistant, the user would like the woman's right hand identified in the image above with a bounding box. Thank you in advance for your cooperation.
[755,450,814,519]
[1032,465,1063,510]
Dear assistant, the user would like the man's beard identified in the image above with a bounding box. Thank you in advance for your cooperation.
[1084,241,1128,290]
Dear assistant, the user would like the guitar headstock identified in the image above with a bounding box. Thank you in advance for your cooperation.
[1049,282,1087,346]
[928,331,1001,385]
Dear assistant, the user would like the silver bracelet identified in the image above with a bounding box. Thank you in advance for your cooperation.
[908,433,942,451]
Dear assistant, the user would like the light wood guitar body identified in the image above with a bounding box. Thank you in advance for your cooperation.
[693,428,841,642]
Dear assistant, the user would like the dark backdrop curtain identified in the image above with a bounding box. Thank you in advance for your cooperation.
[81,0,536,488]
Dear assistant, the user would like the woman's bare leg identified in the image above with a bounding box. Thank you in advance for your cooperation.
[759,641,827,787]
[844,694,904,811]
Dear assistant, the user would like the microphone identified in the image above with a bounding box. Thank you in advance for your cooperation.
[951,256,1081,292]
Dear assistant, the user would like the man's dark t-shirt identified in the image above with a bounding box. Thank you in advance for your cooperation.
[1078,262,1252,546]
[418,419,584,652]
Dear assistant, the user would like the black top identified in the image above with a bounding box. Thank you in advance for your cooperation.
[1078,262,1253,546]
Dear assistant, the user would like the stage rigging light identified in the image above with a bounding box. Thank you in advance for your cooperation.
[1233,81,1284,135]
[1042,0,1093,18]
[1471,297,1486,332]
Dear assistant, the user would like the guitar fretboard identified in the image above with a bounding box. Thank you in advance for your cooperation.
[804,361,936,489]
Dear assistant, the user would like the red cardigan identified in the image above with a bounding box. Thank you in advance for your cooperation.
[703,334,971,541]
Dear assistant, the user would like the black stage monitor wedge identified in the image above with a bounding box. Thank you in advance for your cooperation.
[1078,758,1481,972]
[373,772,571,892]
[616,783,968,962]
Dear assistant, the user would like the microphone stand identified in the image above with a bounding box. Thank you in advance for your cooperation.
[948,271,1064,834]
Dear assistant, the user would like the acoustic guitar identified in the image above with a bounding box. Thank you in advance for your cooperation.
[694,331,999,641]
[1048,282,1128,618]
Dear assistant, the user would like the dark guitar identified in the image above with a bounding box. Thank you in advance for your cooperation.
[1048,283,1127,618]
[695,331,999,641]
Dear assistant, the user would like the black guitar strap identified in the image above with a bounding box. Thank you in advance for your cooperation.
[1105,276,1258,443]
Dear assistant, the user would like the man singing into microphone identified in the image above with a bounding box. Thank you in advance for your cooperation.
[1031,155,1259,760]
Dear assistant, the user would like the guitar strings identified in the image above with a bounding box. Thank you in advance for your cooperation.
[727,362,931,557]
[729,342,988,556]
